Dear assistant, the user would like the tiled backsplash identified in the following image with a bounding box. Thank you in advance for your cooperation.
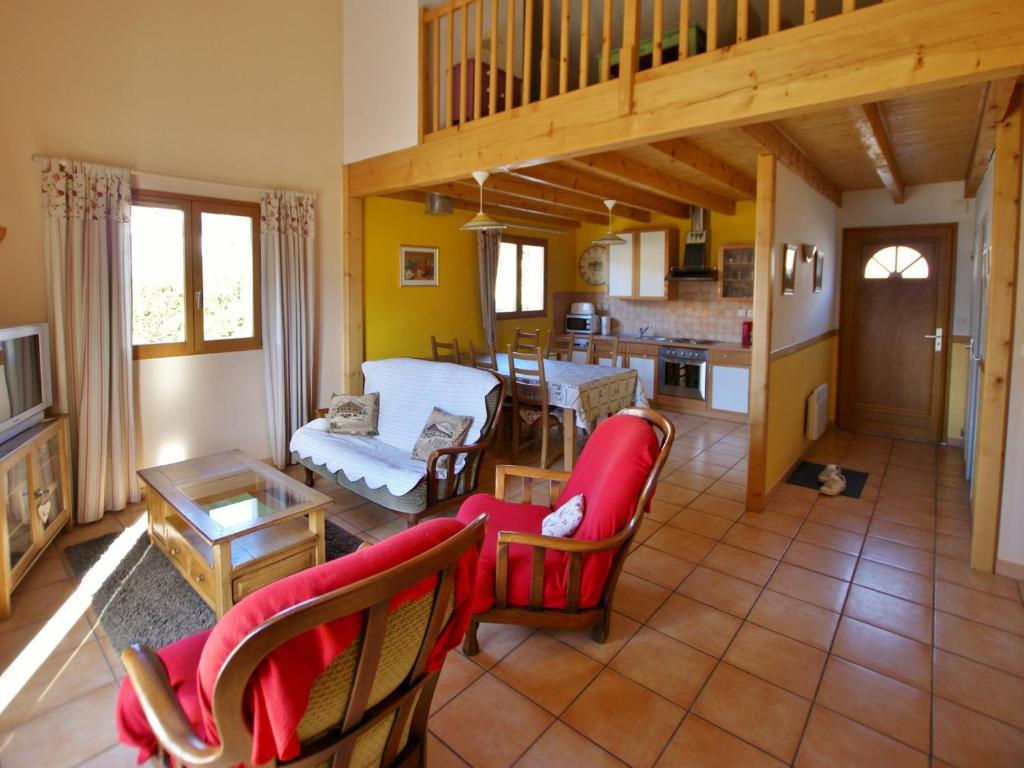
[554,286,753,342]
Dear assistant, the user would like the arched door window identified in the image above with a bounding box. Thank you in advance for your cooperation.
[864,245,929,279]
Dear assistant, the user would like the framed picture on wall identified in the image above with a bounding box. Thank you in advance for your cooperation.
[400,245,439,287]
[813,250,825,293]
[782,243,798,295]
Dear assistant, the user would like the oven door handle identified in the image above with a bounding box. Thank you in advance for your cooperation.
[697,360,708,401]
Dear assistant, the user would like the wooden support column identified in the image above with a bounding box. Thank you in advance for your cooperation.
[618,0,640,116]
[343,168,365,395]
[971,86,1022,571]
[746,153,777,512]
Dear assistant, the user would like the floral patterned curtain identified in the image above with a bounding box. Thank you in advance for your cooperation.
[41,158,138,522]
[261,190,317,468]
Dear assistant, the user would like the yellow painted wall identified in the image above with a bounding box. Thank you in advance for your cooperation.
[946,340,969,443]
[765,336,838,490]
[573,202,758,292]
[363,196,576,360]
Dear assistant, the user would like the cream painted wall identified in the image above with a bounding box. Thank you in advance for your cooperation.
[838,183,975,335]
[0,0,343,467]
[342,0,420,164]
[997,163,1024,573]
[772,165,840,351]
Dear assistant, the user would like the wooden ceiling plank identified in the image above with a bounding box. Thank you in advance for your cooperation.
[486,174,652,221]
[650,138,758,198]
[965,77,1019,198]
[741,123,844,206]
[566,151,738,214]
[426,181,605,224]
[850,102,906,203]
[513,163,692,219]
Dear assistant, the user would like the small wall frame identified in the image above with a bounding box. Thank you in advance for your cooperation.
[782,243,798,295]
[400,245,439,287]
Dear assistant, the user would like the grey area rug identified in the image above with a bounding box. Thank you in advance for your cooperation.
[65,520,363,653]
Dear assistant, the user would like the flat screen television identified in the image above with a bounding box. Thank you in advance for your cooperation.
[0,324,52,445]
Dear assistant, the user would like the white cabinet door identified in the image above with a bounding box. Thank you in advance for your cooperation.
[571,349,589,364]
[628,355,657,402]
[637,230,667,298]
[607,233,634,297]
[711,365,750,414]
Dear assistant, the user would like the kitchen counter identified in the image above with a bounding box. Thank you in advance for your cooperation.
[588,334,750,352]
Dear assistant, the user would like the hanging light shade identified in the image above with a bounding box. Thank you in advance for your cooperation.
[424,192,453,215]
[592,199,626,246]
[460,170,507,232]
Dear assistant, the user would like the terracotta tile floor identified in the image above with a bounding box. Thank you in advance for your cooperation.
[2,417,1024,767]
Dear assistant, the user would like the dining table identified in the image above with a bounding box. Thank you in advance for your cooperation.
[490,352,649,470]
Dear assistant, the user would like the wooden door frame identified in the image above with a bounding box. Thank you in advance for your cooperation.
[837,223,957,442]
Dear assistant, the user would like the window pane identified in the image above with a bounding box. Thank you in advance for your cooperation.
[901,256,930,279]
[131,206,186,345]
[864,258,890,279]
[495,242,517,314]
[520,244,545,312]
[201,212,254,341]
[895,246,923,272]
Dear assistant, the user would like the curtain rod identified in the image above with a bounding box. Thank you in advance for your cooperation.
[30,154,313,197]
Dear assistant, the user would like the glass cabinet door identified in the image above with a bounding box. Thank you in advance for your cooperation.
[35,436,65,533]
[4,456,32,571]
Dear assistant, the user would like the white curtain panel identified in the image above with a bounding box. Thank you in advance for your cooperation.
[261,190,316,468]
[477,229,501,347]
[41,158,139,523]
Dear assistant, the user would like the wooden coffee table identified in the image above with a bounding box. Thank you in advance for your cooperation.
[139,450,333,617]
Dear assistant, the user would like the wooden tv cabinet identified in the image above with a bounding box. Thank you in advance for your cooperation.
[0,415,73,620]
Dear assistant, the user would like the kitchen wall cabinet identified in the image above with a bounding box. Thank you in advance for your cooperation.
[606,228,679,300]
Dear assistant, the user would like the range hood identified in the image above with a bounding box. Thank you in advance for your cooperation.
[667,207,719,281]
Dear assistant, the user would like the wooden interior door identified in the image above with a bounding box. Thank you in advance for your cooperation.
[839,224,955,441]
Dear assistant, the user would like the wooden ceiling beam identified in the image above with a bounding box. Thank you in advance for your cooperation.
[512,163,692,219]
[426,181,605,224]
[741,123,844,206]
[850,103,905,203]
[390,189,582,229]
[566,151,738,215]
[487,174,652,222]
[649,138,758,198]
[965,77,1019,198]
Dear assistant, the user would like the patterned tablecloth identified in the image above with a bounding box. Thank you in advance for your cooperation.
[494,353,649,431]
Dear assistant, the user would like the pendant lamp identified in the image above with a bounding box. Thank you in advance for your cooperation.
[459,171,507,232]
[592,200,626,246]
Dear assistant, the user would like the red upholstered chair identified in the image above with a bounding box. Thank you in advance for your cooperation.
[456,408,674,652]
[115,516,485,768]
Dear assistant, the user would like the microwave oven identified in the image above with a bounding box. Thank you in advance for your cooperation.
[565,313,597,334]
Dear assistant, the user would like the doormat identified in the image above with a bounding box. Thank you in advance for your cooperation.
[786,461,868,499]
[64,520,363,654]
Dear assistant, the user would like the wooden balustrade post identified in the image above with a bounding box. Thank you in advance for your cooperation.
[600,0,612,82]
[523,0,534,104]
[489,0,499,116]
[737,0,748,42]
[459,5,468,125]
[446,10,454,128]
[505,0,515,108]
[706,0,718,51]
[419,7,429,140]
[540,0,552,100]
[432,16,441,132]
[474,0,484,120]
[653,0,664,67]
[769,0,781,33]
[618,0,640,115]
[679,0,690,58]
[579,0,590,88]
[559,0,570,94]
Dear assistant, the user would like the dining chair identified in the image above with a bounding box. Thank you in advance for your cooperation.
[587,337,621,367]
[506,346,563,468]
[468,340,498,371]
[545,331,577,361]
[512,327,542,354]
[431,335,461,364]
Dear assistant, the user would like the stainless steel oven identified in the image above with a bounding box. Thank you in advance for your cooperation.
[659,346,708,400]
[565,313,597,334]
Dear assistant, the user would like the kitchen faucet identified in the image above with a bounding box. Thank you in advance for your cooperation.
[638,325,650,338]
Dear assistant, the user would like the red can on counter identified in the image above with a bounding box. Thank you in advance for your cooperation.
[742,320,753,348]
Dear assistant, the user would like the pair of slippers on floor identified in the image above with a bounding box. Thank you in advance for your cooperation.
[817,464,847,496]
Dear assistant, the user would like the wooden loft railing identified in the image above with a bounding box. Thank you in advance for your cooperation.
[419,0,880,137]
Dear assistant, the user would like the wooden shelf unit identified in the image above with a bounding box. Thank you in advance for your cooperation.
[720,244,755,300]
[0,416,73,620]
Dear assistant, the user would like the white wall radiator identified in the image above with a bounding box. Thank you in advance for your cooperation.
[806,383,829,441]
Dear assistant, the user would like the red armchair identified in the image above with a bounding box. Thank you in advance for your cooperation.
[115,516,485,768]
[456,408,674,652]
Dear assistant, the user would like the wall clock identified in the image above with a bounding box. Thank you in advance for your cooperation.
[578,244,608,285]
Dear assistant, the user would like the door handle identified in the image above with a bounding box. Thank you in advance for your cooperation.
[924,328,943,352]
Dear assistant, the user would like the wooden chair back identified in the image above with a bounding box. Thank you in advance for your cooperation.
[431,336,461,364]
[545,332,577,361]
[506,346,548,418]
[587,337,621,367]
[512,327,542,354]
[468,340,498,371]
[125,516,487,768]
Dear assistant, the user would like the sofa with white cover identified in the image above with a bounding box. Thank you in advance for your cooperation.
[289,358,504,526]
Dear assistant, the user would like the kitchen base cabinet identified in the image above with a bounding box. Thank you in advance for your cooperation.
[711,365,750,414]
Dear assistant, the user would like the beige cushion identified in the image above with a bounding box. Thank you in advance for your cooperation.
[410,407,473,461]
[328,392,380,436]
[542,493,585,537]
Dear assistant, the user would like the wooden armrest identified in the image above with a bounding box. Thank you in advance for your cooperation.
[496,528,626,554]
[121,645,219,765]
[425,438,491,503]
[315,407,328,418]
